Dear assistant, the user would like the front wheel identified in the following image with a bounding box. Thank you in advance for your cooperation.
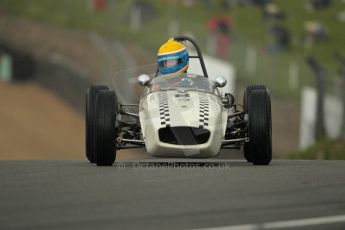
[94,90,117,166]
[243,85,267,162]
[244,86,272,165]
[86,85,109,163]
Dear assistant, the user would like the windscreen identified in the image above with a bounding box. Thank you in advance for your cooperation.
[150,73,212,93]
[110,64,157,104]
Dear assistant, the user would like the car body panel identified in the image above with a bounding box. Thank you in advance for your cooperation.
[139,74,228,158]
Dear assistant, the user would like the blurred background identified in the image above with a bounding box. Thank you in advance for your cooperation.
[0,0,344,160]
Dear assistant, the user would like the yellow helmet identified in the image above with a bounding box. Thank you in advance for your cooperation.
[157,38,189,74]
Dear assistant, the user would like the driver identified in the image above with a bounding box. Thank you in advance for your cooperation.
[157,38,189,75]
[152,38,190,90]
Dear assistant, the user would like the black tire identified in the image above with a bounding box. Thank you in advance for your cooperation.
[244,86,272,165]
[85,85,109,163]
[243,85,267,112]
[243,85,267,162]
[94,90,117,166]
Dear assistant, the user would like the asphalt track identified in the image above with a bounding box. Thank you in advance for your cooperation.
[1,160,345,230]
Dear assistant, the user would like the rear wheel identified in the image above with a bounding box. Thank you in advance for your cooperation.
[244,86,272,165]
[94,90,117,166]
[86,85,109,163]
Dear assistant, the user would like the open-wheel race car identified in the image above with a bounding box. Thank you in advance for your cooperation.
[85,36,272,166]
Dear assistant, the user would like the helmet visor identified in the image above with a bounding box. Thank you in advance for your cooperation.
[159,59,178,68]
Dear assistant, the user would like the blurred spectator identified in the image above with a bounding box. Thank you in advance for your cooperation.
[303,21,328,48]
[305,0,332,12]
[262,3,286,21]
[130,0,156,23]
[90,0,108,12]
[128,0,156,32]
[207,17,234,58]
[267,25,290,53]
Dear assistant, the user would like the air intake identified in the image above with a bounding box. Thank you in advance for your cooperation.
[159,127,210,145]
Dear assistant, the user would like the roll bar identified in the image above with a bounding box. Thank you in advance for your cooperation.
[173,35,209,78]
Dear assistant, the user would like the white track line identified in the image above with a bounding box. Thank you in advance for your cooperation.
[196,214,345,230]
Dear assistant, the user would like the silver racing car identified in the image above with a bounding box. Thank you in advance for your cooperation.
[85,36,272,166]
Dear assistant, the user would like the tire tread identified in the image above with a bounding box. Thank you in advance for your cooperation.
[94,90,117,166]
[244,86,272,165]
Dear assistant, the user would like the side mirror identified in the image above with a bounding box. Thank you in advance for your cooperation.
[215,76,227,88]
[138,74,150,86]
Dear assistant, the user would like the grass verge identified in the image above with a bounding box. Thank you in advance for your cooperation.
[289,139,345,160]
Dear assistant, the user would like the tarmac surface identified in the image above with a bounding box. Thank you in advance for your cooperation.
[1,160,345,230]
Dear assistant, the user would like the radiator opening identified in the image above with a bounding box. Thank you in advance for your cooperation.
[159,126,210,145]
